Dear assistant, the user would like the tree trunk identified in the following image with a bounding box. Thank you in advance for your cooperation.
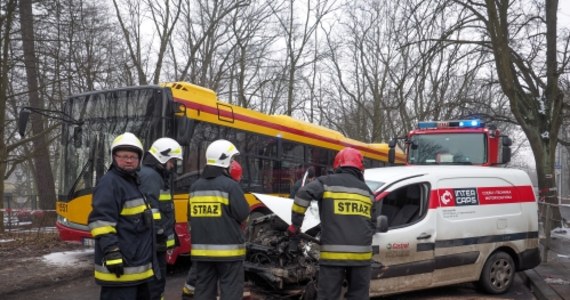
[18,0,57,211]
[0,0,17,233]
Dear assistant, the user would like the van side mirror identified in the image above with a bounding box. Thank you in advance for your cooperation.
[376,215,388,233]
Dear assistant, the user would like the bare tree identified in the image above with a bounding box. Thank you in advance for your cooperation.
[112,0,184,85]
[171,0,249,89]
[428,0,569,210]
[269,0,337,116]
[18,0,57,211]
[0,0,18,231]
[226,1,278,109]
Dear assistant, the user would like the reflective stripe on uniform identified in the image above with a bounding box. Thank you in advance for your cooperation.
[292,202,308,214]
[189,191,230,218]
[166,233,176,248]
[120,198,148,216]
[320,251,373,261]
[323,186,372,218]
[89,220,117,237]
[152,208,161,220]
[323,185,371,196]
[323,191,371,203]
[293,196,311,215]
[106,258,123,265]
[94,263,154,282]
[159,189,172,201]
[191,243,246,258]
[320,244,373,261]
[189,191,230,205]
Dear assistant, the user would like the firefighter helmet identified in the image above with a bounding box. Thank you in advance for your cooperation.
[333,147,364,171]
[230,160,243,182]
[149,138,183,164]
[111,132,144,159]
[205,139,240,168]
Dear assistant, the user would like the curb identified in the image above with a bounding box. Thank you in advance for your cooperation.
[518,269,562,300]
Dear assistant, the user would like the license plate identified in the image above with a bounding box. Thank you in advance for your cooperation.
[82,238,95,247]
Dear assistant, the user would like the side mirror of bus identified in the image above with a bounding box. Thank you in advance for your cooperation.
[501,136,512,164]
[175,105,195,144]
[388,139,396,164]
[73,127,82,148]
[18,108,31,137]
[376,215,388,233]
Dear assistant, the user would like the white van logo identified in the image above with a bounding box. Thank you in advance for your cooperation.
[454,188,479,206]
[440,190,453,205]
[439,188,480,206]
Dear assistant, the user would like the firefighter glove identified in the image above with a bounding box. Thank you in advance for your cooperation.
[104,249,124,278]
[287,224,299,237]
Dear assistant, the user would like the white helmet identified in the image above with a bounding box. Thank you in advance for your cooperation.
[111,132,144,158]
[149,137,183,164]
[205,139,239,168]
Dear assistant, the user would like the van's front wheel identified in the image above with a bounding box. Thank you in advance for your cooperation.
[478,251,515,294]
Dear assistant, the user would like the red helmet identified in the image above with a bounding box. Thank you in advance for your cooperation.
[333,147,364,171]
[230,160,243,182]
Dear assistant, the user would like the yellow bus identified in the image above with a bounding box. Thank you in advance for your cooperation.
[55,81,405,264]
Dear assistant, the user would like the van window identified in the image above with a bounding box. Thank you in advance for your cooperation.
[380,183,429,228]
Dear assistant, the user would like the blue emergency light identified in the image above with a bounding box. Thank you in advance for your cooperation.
[417,119,484,129]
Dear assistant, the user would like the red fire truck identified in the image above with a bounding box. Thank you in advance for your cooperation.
[388,119,512,166]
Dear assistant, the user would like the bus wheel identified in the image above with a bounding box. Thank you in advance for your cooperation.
[478,251,514,294]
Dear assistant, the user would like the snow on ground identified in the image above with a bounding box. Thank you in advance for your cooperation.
[42,248,94,267]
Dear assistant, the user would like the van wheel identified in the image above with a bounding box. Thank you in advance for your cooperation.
[478,251,514,294]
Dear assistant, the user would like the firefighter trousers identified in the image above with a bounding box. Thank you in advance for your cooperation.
[318,265,371,300]
[100,282,151,300]
[149,250,167,300]
[194,260,244,300]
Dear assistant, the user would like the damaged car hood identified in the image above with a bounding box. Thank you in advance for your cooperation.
[252,193,320,233]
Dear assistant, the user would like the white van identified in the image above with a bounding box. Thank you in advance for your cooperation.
[365,165,540,296]
[248,165,540,297]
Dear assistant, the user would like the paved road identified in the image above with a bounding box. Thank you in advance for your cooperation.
[4,267,535,300]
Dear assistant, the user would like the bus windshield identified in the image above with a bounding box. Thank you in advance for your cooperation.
[58,87,169,200]
[408,133,486,165]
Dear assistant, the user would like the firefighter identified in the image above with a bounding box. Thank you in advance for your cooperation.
[138,137,183,300]
[288,147,376,300]
[182,160,243,299]
[188,140,250,299]
[88,132,155,300]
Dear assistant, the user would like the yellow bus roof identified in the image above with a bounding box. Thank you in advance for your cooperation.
[162,81,406,163]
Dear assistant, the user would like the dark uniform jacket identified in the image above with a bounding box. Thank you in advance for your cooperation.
[88,166,154,286]
[292,167,376,266]
[139,156,177,251]
[189,165,250,262]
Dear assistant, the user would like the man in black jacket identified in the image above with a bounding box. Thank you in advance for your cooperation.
[182,160,244,299]
[138,137,183,300]
[289,147,375,300]
[189,140,250,299]
[88,132,155,300]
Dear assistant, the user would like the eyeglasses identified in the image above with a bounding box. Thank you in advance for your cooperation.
[114,154,139,161]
